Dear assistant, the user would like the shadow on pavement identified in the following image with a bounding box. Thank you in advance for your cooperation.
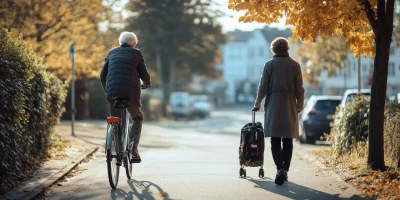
[110,179,169,200]
[244,177,364,200]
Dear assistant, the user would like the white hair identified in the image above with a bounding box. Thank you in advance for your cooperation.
[118,32,138,46]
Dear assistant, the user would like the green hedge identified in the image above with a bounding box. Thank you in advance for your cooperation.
[0,29,67,193]
[384,102,400,168]
[330,96,400,168]
[330,95,370,155]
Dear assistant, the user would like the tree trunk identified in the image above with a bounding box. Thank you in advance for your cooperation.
[368,29,391,171]
[156,48,168,117]
[169,56,176,95]
[160,55,171,117]
[398,158,400,168]
[75,78,90,120]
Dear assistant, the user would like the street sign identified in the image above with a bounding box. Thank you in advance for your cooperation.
[70,43,75,136]
[70,43,75,60]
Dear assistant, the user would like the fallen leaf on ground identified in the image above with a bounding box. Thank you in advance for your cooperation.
[158,192,168,197]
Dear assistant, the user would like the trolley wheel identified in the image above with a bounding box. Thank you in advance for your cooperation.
[259,168,264,178]
[239,168,244,176]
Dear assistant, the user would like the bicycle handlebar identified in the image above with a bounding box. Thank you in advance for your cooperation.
[140,84,151,90]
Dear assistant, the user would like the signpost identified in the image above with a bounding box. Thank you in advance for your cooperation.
[70,43,75,136]
[358,53,361,94]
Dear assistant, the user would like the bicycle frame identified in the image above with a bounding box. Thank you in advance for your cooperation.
[106,108,130,161]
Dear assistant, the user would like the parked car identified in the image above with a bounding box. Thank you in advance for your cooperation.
[299,95,342,144]
[169,92,194,119]
[397,93,400,103]
[189,95,213,118]
[340,89,371,107]
[191,100,213,118]
[334,89,390,125]
[237,93,254,104]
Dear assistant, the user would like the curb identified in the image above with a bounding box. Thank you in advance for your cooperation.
[6,146,98,200]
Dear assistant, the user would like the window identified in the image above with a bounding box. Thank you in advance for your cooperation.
[390,62,396,76]
[314,100,341,111]
[363,64,367,73]
[259,47,264,57]
[248,66,256,77]
[348,65,351,76]
[353,62,356,72]
[248,48,254,58]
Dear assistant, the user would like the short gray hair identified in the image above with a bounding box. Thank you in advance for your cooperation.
[119,32,138,46]
[270,37,290,54]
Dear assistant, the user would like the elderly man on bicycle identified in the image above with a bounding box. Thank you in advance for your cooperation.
[100,31,151,163]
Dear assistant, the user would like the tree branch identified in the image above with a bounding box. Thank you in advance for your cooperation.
[357,0,378,32]
[377,0,385,20]
[386,0,395,28]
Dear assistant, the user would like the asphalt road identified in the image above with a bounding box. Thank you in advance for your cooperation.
[47,106,362,200]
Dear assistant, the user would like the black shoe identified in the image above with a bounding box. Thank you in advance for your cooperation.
[130,149,141,163]
[275,169,286,185]
[284,170,288,181]
[130,156,141,163]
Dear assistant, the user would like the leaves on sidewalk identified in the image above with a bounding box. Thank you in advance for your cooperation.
[158,192,168,197]
[349,170,400,199]
[314,149,400,199]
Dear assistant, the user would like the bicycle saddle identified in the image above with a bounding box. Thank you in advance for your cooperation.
[113,98,130,108]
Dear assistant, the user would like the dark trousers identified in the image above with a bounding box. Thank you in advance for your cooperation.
[271,137,293,171]
[108,100,144,147]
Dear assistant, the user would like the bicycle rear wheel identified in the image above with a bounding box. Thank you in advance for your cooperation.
[125,112,133,179]
[107,126,120,189]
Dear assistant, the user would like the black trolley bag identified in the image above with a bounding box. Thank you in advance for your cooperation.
[239,108,265,178]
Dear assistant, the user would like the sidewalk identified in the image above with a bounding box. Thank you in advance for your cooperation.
[5,126,98,200]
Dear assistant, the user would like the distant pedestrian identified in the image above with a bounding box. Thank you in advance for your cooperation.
[253,37,305,185]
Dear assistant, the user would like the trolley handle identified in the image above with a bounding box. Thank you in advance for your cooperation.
[251,108,257,127]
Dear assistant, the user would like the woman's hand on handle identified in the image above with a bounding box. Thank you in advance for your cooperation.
[298,108,303,113]
[252,106,261,112]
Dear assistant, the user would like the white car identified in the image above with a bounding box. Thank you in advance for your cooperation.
[397,93,400,103]
[169,92,194,119]
[340,89,371,108]
[333,89,371,125]
[192,100,213,118]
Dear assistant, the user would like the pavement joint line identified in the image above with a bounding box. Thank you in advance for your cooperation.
[7,146,99,200]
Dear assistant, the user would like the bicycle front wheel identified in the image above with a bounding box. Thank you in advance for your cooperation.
[107,126,120,189]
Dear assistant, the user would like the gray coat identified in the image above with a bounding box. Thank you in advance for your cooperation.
[254,51,305,139]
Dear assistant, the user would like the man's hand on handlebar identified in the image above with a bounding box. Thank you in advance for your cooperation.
[141,84,151,89]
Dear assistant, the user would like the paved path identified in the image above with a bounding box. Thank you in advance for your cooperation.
[46,108,361,200]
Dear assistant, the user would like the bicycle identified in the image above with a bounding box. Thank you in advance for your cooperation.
[106,85,149,189]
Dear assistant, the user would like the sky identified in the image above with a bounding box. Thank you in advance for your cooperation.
[211,0,289,33]
[113,0,290,33]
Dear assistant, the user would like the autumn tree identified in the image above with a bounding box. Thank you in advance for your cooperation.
[292,35,351,87]
[0,0,120,119]
[125,0,225,115]
[229,0,397,170]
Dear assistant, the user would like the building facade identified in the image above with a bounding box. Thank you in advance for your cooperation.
[220,27,400,104]
[309,45,400,98]
[219,27,292,104]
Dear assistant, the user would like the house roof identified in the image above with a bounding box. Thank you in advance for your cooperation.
[226,29,253,42]
[260,26,292,43]
[225,26,293,43]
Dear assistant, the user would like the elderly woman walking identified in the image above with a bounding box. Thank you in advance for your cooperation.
[253,37,305,185]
